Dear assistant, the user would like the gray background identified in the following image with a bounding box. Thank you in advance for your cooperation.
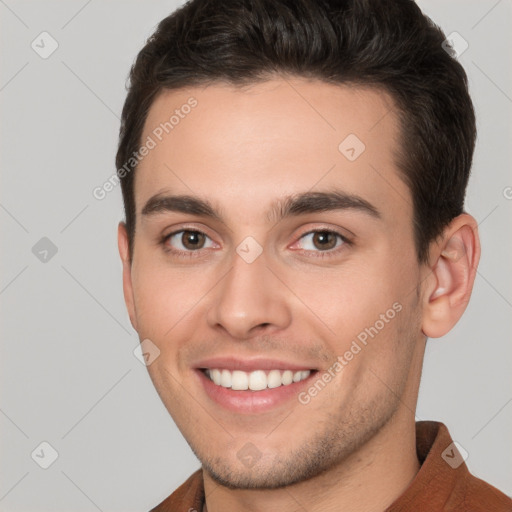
[1,0,511,510]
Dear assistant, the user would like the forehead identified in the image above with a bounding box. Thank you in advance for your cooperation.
[134,78,411,225]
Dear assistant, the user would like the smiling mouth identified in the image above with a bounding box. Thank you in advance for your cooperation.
[200,368,317,391]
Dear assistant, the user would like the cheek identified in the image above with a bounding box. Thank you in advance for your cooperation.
[130,259,208,340]
[290,258,415,379]
[291,264,398,339]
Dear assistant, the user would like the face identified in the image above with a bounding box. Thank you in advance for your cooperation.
[120,78,427,489]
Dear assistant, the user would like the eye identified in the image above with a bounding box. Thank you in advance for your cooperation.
[160,227,350,260]
[292,229,349,257]
[162,229,217,255]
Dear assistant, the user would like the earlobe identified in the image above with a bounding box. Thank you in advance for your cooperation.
[118,222,138,332]
[422,214,480,338]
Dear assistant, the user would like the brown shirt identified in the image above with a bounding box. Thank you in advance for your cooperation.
[150,421,512,511]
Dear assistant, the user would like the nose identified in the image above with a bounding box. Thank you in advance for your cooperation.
[206,247,292,340]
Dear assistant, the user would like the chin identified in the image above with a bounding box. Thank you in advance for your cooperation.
[199,448,337,490]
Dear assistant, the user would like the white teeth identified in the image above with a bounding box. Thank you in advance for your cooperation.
[211,369,222,385]
[248,370,267,391]
[231,370,249,390]
[267,369,282,389]
[204,368,311,390]
[220,369,232,388]
[281,370,293,386]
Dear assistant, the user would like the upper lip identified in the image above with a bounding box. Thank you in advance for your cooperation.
[194,357,318,372]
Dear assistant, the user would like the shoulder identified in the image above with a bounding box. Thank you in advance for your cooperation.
[451,471,512,511]
[387,421,512,511]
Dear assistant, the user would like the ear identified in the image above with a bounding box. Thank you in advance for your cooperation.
[118,222,138,332]
[421,214,481,338]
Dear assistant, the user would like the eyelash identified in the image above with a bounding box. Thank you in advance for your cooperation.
[160,227,352,260]
[294,229,351,258]
[160,229,216,260]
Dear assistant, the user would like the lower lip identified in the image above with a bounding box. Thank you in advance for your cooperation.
[195,369,317,414]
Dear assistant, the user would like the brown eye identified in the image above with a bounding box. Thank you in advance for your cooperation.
[311,231,338,250]
[165,230,215,253]
[181,231,206,250]
[294,229,347,256]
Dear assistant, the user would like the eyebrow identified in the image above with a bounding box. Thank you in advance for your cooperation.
[141,189,381,224]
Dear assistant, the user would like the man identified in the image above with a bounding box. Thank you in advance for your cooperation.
[115,0,512,510]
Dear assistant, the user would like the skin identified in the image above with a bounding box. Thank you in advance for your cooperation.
[118,77,480,512]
